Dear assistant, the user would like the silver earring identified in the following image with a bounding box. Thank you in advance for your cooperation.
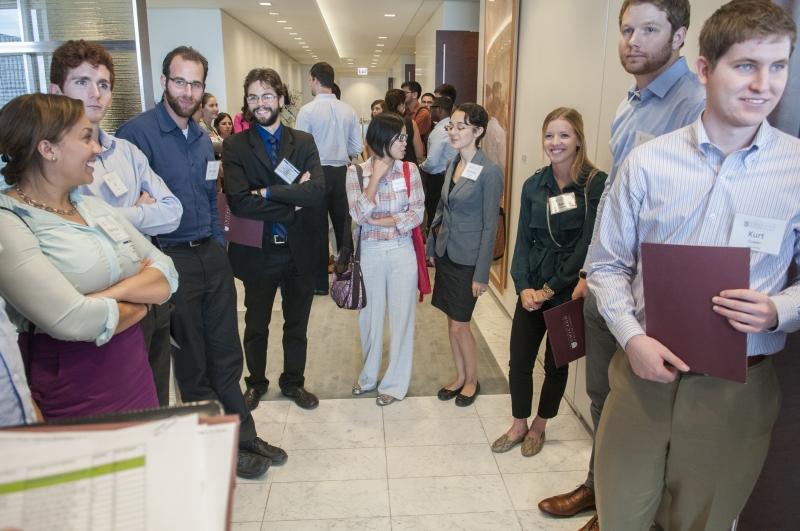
[51,156,57,162]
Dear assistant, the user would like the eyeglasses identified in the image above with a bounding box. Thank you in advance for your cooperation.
[444,123,473,132]
[393,133,408,143]
[246,93,278,104]
[168,77,204,91]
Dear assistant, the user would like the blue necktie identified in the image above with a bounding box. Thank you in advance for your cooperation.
[267,136,287,241]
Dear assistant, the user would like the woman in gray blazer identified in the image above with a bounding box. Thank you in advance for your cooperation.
[426,103,503,406]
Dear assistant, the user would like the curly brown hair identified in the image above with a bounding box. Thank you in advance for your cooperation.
[50,39,115,90]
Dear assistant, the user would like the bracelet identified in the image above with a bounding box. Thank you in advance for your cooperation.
[542,283,555,299]
[579,270,587,280]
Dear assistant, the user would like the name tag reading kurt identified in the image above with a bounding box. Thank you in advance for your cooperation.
[548,192,578,214]
[275,159,301,184]
[460,162,483,181]
[729,213,787,256]
[205,161,221,181]
[103,171,129,197]
[96,215,128,242]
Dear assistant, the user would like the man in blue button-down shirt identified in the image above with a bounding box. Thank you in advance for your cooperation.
[117,46,286,480]
[49,40,183,407]
[538,1,705,528]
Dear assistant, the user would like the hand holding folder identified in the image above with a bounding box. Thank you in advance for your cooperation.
[543,298,586,368]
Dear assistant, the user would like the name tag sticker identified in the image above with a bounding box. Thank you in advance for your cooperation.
[391,178,407,192]
[729,213,787,256]
[205,161,221,181]
[275,159,301,184]
[634,130,656,148]
[548,192,578,215]
[103,171,129,197]
[460,162,483,181]
[96,215,128,242]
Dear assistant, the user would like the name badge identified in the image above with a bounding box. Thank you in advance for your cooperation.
[103,171,129,197]
[729,213,787,256]
[548,192,578,214]
[275,159,301,184]
[634,130,656,148]
[205,161,221,181]
[96,215,128,242]
[460,162,483,181]
[391,178,407,192]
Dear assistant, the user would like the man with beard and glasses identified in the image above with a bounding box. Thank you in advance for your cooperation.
[224,68,324,412]
[536,1,705,529]
[117,47,287,480]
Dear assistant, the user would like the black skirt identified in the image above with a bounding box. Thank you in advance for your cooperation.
[432,252,478,322]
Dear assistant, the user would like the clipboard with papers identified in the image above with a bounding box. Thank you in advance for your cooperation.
[0,401,239,530]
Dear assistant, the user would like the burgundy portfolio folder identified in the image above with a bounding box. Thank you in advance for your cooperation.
[544,298,586,368]
[216,193,264,248]
[641,243,749,383]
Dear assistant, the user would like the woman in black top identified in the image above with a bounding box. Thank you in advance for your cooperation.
[384,89,424,164]
[491,107,606,457]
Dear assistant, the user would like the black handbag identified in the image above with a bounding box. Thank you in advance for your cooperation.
[329,165,367,310]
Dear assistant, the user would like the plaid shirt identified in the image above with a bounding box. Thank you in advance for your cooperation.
[346,158,425,241]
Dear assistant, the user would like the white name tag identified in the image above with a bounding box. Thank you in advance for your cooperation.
[634,130,656,148]
[729,213,787,256]
[275,159,301,184]
[548,192,578,214]
[205,161,221,181]
[391,178,407,192]
[460,162,483,181]
[96,215,128,242]
[102,171,129,197]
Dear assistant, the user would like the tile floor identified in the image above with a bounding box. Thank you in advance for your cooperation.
[231,292,596,530]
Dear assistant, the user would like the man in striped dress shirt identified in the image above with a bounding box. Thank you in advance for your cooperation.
[587,2,799,529]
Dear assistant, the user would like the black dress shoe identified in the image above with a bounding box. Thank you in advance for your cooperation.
[455,381,480,407]
[236,450,270,479]
[282,386,319,409]
[240,437,288,465]
[437,385,463,401]
[244,387,265,411]
[314,288,329,296]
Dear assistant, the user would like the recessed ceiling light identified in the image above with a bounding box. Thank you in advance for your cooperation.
[299,41,305,44]
[301,45,309,48]
[378,36,387,39]
[269,12,278,15]
[290,32,297,35]
[276,19,286,23]
[376,44,384,47]
[384,13,395,17]
[259,2,271,5]
[374,50,381,53]
[283,26,292,30]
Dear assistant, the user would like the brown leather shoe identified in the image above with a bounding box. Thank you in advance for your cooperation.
[578,514,599,531]
[538,484,595,516]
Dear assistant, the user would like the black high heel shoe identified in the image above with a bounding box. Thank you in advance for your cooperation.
[455,381,480,407]
[437,384,464,401]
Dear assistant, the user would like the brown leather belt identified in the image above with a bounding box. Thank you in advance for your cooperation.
[747,355,767,368]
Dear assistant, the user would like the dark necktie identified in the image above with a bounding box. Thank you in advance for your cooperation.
[267,135,287,241]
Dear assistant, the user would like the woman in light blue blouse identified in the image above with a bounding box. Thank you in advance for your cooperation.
[0,94,179,420]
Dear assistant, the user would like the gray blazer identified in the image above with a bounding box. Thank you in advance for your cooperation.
[426,149,504,284]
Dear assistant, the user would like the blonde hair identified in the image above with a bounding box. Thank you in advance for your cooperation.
[541,107,599,185]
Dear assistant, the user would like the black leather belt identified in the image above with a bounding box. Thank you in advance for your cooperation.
[161,236,211,249]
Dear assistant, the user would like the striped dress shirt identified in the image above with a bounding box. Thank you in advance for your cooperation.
[587,118,800,356]
[346,159,425,242]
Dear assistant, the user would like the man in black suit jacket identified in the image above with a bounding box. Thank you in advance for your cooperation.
[223,68,325,411]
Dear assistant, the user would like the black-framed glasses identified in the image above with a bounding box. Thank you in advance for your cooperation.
[168,77,204,91]
[246,93,278,104]
[393,133,409,143]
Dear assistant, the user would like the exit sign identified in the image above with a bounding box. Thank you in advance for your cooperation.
[357,67,368,76]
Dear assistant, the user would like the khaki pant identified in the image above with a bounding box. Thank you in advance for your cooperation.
[596,351,780,531]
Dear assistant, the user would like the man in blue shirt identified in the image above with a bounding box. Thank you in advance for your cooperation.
[49,40,183,406]
[420,96,456,231]
[538,1,705,529]
[0,290,37,426]
[117,46,286,479]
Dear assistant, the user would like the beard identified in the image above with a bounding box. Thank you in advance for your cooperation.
[252,105,281,127]
[621,39,673,76]
[164,90,200,118]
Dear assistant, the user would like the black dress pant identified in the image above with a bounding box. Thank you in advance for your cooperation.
[423,170,445,231]
[164,240,256,442]
[243,247,314,394]
[315,165,348,289]
[508,297,568,420]
[140,302,172,406]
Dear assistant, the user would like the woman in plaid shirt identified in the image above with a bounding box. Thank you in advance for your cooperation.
[346,113,425,406]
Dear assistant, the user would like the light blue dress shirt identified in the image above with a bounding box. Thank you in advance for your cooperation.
[80,129,183,237]
[584,56,706,270]
[588,119,800,356]
[421,117,457,175]
[0,294,36,426]
[295,93,363,166]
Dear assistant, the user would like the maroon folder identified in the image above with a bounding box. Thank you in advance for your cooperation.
[544,298,586,368]
[216,193,264,248]
[641,243,749,383]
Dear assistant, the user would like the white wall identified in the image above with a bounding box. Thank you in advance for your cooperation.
[338,76,386,121]
[389,54,415,87]
[146,9,227,109]
[220,11,305,117]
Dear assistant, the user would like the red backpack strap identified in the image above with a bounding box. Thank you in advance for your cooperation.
[402,161,411,197]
